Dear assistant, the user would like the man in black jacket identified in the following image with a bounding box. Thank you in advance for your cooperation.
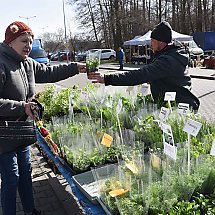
[88,21,200,111]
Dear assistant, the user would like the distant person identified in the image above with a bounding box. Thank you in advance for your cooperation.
[69,50,75,62]
[57,51,61,61]
[0,21,86,215]
[118,47,124,70]
[88,21,200,111]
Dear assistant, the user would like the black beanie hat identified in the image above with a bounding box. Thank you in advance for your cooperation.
[151,21,172,43]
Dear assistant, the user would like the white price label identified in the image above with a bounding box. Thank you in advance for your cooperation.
[162,123,176,160]
[82,91,88,100]
[106,100,112,108]
[100,97,105,105]
[116,99,123,114]
[140,84,150,96]
[210,139,215,156]
[164,92,176,101]
[69,93,75,113]
[177,103,189,116]
[126,86,134,93]
[159,107,170,122]
[183,118,202,137]
[164,142,177,160]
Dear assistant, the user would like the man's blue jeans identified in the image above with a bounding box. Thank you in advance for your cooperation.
[0,146,34,215]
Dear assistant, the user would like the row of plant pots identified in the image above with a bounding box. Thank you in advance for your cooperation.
[36,83,215,214]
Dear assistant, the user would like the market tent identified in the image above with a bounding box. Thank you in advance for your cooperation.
[172,30,193,42]
[123,30,151,46]
[123,30,193,46]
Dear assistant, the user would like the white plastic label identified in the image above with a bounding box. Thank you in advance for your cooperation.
[69,93,75,114]
[177,103,189,116]
[210,139,215,156]
[183,118,202,137]
[140,84,150,96]
[161,123,177,160]
[116,99,122,114]
[159,107,170,122]
[164,92,176,101]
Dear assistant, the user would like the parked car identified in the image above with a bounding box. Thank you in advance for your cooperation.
[89,49,116,60]
[50,52,71,61]
[203,52,215,69]
[76,52,87,62]
[76,49,116,62]
[29,48,49,65]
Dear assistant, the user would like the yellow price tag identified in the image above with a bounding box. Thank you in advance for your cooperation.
[151,154,161,169]
[101,133,113,147]
[109,188,129,197]
[125,162,139,174]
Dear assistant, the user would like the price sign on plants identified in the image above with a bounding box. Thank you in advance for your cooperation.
[210,139,215,156]
[183,118,202,174]
[69,93,75,114]
[159,107,170,122]
[151,153,161,169]
[101,133,113,147]
[177,103,190,116]
[116,99,123,114]
[164,92,176,101]
[109,188,129,197]
[183,118,202,137]
[125,161,139,174]
[139,83,150,96]
[161,123,177,160]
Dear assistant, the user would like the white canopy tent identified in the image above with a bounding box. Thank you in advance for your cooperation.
[123,30,152,46]
[123,30,193,46]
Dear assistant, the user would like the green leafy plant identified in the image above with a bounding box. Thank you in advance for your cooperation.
[86,57,100,73]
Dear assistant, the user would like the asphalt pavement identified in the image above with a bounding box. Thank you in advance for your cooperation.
[0,62,215,215]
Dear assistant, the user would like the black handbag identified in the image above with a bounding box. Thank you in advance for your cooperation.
[0,99,43,155]
[0,120,37,155]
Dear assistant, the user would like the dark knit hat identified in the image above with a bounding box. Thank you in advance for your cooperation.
[151,21,172,43]
[4,21,33,44]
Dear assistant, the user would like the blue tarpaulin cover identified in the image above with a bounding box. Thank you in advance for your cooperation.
[36,130,106,215]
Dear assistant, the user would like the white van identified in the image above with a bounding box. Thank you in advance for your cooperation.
[182,40,204,59]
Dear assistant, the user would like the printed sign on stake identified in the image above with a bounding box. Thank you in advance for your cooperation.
[69,93,75,114]
[161,123,177,160]
[183,118,202,137]
[109,188,129,197]
[177,103,190,116]
[101,133,113,147]
[164,92,176,101]
[116,99,123,114]
[151,154,161,169]
[126,86,134,93]
[159,107,170,122]
[210,139,215,156]
[125,161,139,174]
[140,83,150,96]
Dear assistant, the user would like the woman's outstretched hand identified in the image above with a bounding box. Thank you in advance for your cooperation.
[87,72,105,84]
